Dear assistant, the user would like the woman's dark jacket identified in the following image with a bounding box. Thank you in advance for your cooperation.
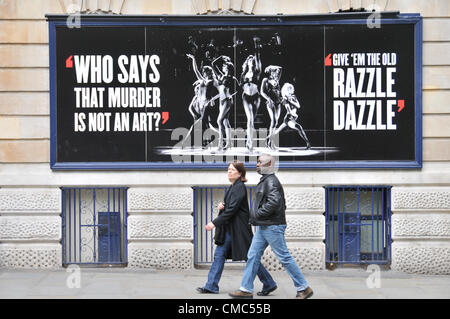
[212,179,253,261]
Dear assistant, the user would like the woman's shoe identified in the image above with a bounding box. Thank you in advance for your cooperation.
[257,285,278,296]
[196,287,218,294]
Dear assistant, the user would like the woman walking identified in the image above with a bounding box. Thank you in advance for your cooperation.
[196,161,277,295]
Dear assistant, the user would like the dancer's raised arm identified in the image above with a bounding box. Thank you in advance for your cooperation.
[187,54,203,81]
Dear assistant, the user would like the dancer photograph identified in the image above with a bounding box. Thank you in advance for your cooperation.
[213,55,240,151]
[269,83,311,150]
[260,65,283,150]
[182,54,218,147]
[241,37,263,151]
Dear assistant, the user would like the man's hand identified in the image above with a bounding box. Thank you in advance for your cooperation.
[218,202,225,211]
[205,222,216,231]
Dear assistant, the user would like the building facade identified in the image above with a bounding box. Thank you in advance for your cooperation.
[0,0,449,275]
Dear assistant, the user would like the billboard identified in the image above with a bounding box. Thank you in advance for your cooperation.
[47,13,422,169]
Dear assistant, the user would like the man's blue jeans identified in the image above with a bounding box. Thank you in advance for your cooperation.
[204,231,277,293]
[240,225,309,293]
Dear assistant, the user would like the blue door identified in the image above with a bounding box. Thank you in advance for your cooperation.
[340,212,360,263]
[98,212,121,263]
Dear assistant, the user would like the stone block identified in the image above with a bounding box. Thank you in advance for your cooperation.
[0,92,49,115]
[423,66,450,90]
[0,188,60,213]
[127,242,193,269]
[0,140,50,163]
[423,139,450,161]
[0,0,62,19]
[285,214,324,239]
[423,42,450,66]
[423,18,450,41]
[171,0,195,14]
[0,21,48,44]
[128,215,193,240]
[261,242,325,271]
[284,187,325,211]
[387,0,450,17]
[0,115,49,139]
[392,213,450,238]
[391,242,450,274]
[0,45,48,67]
[392,187,450,210]
[0,243,62,269]
[128,188,193,212]
[0,216,61,241]
[423,115,450,137]
[423,90,450,114]
[121,0,172,14]
[0,69,49,91]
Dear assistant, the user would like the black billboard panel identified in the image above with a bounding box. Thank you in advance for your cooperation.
[47,13,422,169]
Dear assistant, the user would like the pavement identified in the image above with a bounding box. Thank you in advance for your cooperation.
[1,266,450,299]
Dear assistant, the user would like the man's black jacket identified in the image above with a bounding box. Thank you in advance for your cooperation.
[250,173,287,226]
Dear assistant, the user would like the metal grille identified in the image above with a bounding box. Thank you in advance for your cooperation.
[61,187,128,266]
[193,186,256,265]
[325,186,392,267]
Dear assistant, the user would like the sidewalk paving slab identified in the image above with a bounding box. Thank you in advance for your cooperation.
[0,268,449,299]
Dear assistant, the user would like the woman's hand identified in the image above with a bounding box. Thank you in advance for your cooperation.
[218,202,225,211]
[205,222,216,231]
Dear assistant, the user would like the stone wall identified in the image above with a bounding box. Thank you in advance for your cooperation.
[0,0,449,274]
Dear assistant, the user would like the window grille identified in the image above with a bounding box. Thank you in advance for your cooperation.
[325,186,392,268]
[61,187,128,266]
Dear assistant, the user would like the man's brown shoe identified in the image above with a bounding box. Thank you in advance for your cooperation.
[295,287,313,299]
[228,290,253,299]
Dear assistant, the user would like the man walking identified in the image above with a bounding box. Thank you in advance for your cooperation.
[229,154,313,299]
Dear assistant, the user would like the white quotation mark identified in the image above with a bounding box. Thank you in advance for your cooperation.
[66,265,81,289]
[366,264,381,289]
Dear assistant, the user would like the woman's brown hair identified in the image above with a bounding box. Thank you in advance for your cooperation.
[229,160,248,183]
